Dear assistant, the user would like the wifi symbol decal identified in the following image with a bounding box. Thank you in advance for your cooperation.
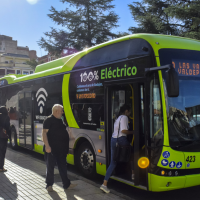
[36,88,48,114]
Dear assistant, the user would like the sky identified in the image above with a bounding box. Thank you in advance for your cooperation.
[0,0,138,57]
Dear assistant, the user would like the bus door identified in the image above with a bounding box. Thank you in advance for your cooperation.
[18,92,33,149]
[105,81,148,189]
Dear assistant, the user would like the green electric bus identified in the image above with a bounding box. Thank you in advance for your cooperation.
[1,34,200,192]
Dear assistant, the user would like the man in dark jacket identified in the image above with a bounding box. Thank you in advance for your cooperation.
[42,104,77,192]
[0,106,10,172]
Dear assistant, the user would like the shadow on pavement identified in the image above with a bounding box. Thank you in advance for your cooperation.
[48,191,63,200]
[0,173,18,200]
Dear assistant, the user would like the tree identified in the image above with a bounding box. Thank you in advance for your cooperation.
[26,59,39,70]
[167,0,200,40]
[128,0,180,35]
[38,0,119,55]
[128,0,200,40]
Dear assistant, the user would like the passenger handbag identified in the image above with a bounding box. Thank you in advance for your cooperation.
[113,116,132,162]
[0,116,9,139]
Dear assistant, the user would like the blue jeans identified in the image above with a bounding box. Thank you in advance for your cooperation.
[104,136,129,181]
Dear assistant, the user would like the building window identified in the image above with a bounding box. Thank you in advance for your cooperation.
[30,71,34,74]
[23,71,29,75]
[7,70,15,74]
[0,69,5,75]
[5,61,8,64]
[16,70,21,74]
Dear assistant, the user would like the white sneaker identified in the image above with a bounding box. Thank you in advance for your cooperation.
[100,185,110,193]
[132,174,134,180]
[46,186,54,192]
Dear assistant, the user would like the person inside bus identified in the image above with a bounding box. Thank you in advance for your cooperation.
[185,107,199,128]
[8,107,17,120]
[100,104,134,194]
[13,107,20,120]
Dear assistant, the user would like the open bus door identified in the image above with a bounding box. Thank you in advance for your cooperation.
[105,80,149,190]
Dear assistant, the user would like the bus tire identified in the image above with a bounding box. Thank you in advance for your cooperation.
[76,142,96,178]
[10,128,18,150]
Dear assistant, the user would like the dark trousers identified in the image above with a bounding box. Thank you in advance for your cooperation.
[0,139,8,169]
[44,152,71,189]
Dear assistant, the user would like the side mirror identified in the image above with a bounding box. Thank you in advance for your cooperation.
[165,65,179,97]
[145,64,179,97]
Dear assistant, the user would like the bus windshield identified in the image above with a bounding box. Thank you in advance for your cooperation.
[159,48,200,151]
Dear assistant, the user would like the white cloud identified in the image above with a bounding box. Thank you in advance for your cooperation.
[26,0,39,5]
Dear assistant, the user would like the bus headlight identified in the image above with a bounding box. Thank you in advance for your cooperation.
[138,157,149,169]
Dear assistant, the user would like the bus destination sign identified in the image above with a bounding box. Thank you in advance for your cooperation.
[172,59,200,76]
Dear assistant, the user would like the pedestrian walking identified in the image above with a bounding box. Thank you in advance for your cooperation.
[0,106,10,172]
[42,104,77,192]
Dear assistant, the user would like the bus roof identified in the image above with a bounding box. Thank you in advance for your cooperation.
[1,33,200,85]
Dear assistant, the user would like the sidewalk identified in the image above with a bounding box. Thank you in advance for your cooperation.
[0,149,126,200]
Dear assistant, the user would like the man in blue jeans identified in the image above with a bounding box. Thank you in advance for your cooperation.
[42,104,77,192]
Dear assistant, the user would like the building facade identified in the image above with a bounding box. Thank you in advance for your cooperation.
[0,35,36,78]
[38,53,57,64]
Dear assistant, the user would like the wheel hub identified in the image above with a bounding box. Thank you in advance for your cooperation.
[80,148,94,170]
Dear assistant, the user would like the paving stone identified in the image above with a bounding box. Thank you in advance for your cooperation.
[37,194,50,200]
[17,197,25,200]
[1,149,126,200]
[28,196,38,200]
[0,193,9,199]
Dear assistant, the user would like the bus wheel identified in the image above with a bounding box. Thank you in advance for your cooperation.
[77,142,96,178]
[10,128,18,150]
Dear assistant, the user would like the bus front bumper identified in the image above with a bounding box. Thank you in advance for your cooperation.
[150,173,200,192]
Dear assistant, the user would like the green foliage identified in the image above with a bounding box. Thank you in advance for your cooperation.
[128,0,180,35]
[26,59,39,70]
[167,0,200,40]
[117,32,130,37]
[38,0,119,55]
[128,0,200,40]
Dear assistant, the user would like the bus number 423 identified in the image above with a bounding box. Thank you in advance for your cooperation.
[186,156,196,162]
